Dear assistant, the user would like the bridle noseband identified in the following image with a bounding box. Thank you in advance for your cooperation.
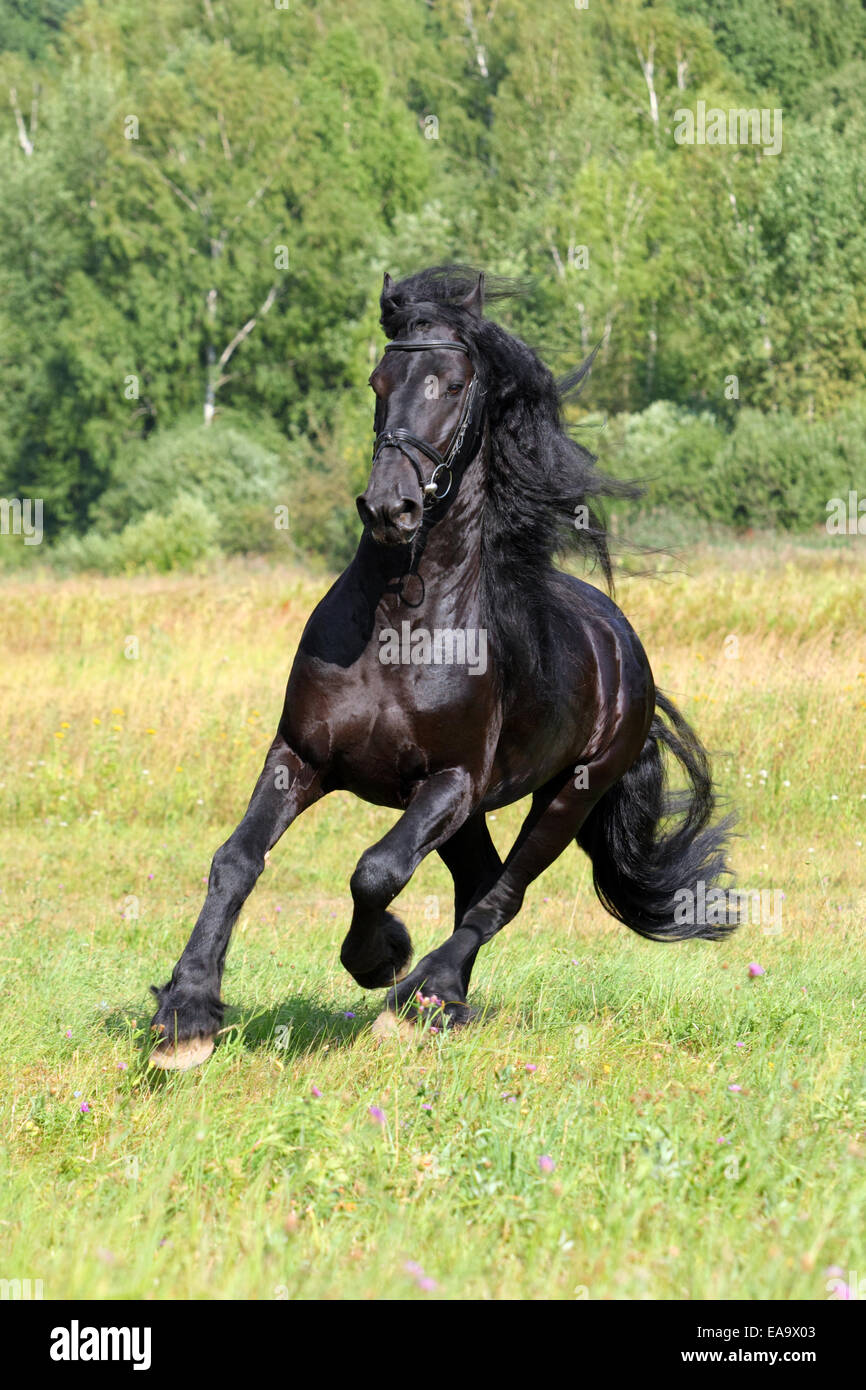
[372,340,485,508]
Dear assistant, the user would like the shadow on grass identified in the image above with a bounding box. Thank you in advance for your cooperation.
[224,992,501,1053]
[100,993,379,1071]
[225,995,376,1057]
[102,985,502,1085]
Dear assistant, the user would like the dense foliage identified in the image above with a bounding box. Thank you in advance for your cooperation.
[1,0,863,569]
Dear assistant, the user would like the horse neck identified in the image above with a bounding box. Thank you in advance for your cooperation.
[419,445,486,589]
[358,444,487,624]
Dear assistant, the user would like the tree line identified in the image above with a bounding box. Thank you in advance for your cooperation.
[1,0,864,570]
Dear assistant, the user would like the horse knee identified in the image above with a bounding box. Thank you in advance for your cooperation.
[210,837,263,901]
[350,849,401,911]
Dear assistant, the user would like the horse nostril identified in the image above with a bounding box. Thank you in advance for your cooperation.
[356,495,374,527]
[396,499,421,528]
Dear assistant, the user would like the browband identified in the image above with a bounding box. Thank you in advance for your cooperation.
[384,340,471,356]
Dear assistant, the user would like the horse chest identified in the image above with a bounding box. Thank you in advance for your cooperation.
[284,648,492,799]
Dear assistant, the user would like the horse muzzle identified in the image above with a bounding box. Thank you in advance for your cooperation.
[356,492,422,546]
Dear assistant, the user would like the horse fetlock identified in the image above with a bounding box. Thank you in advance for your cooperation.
[387,956,468,1024]
[340,911,413,989]
[149,979,224,1049]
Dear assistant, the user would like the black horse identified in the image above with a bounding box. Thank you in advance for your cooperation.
[150,266,735,1069]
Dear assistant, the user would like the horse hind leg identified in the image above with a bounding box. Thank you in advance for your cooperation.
[383,757,622,1024]
[437,813,502,994]
[370,815,501,1041]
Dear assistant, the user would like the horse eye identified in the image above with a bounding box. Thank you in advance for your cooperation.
[447,382,463,395]
[415,318,430,329]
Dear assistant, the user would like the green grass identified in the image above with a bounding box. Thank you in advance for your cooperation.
[1,539,864,1299]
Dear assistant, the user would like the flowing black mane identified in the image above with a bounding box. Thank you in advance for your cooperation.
[380,265,639,703]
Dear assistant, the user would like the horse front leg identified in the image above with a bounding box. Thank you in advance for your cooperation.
[149,734,323,1069]
[340,768,478,994]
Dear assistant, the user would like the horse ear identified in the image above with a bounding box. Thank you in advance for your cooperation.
[382,271,394,297]
[460,272,484,318]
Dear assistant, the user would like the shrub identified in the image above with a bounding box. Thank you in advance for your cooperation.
[52,494,220,573]
[602,401,727,521]
[91,414,293,534]
[602,396,866,534]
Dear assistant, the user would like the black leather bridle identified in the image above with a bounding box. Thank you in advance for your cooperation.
[372,339,485,508]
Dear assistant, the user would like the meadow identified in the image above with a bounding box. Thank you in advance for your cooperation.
[1,536,864,1300]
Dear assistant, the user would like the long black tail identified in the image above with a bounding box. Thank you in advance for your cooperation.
[576,691,737,941]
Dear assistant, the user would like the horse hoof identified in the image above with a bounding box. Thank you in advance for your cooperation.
[149,1034,215,1071]
[371,1011,416,1043]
